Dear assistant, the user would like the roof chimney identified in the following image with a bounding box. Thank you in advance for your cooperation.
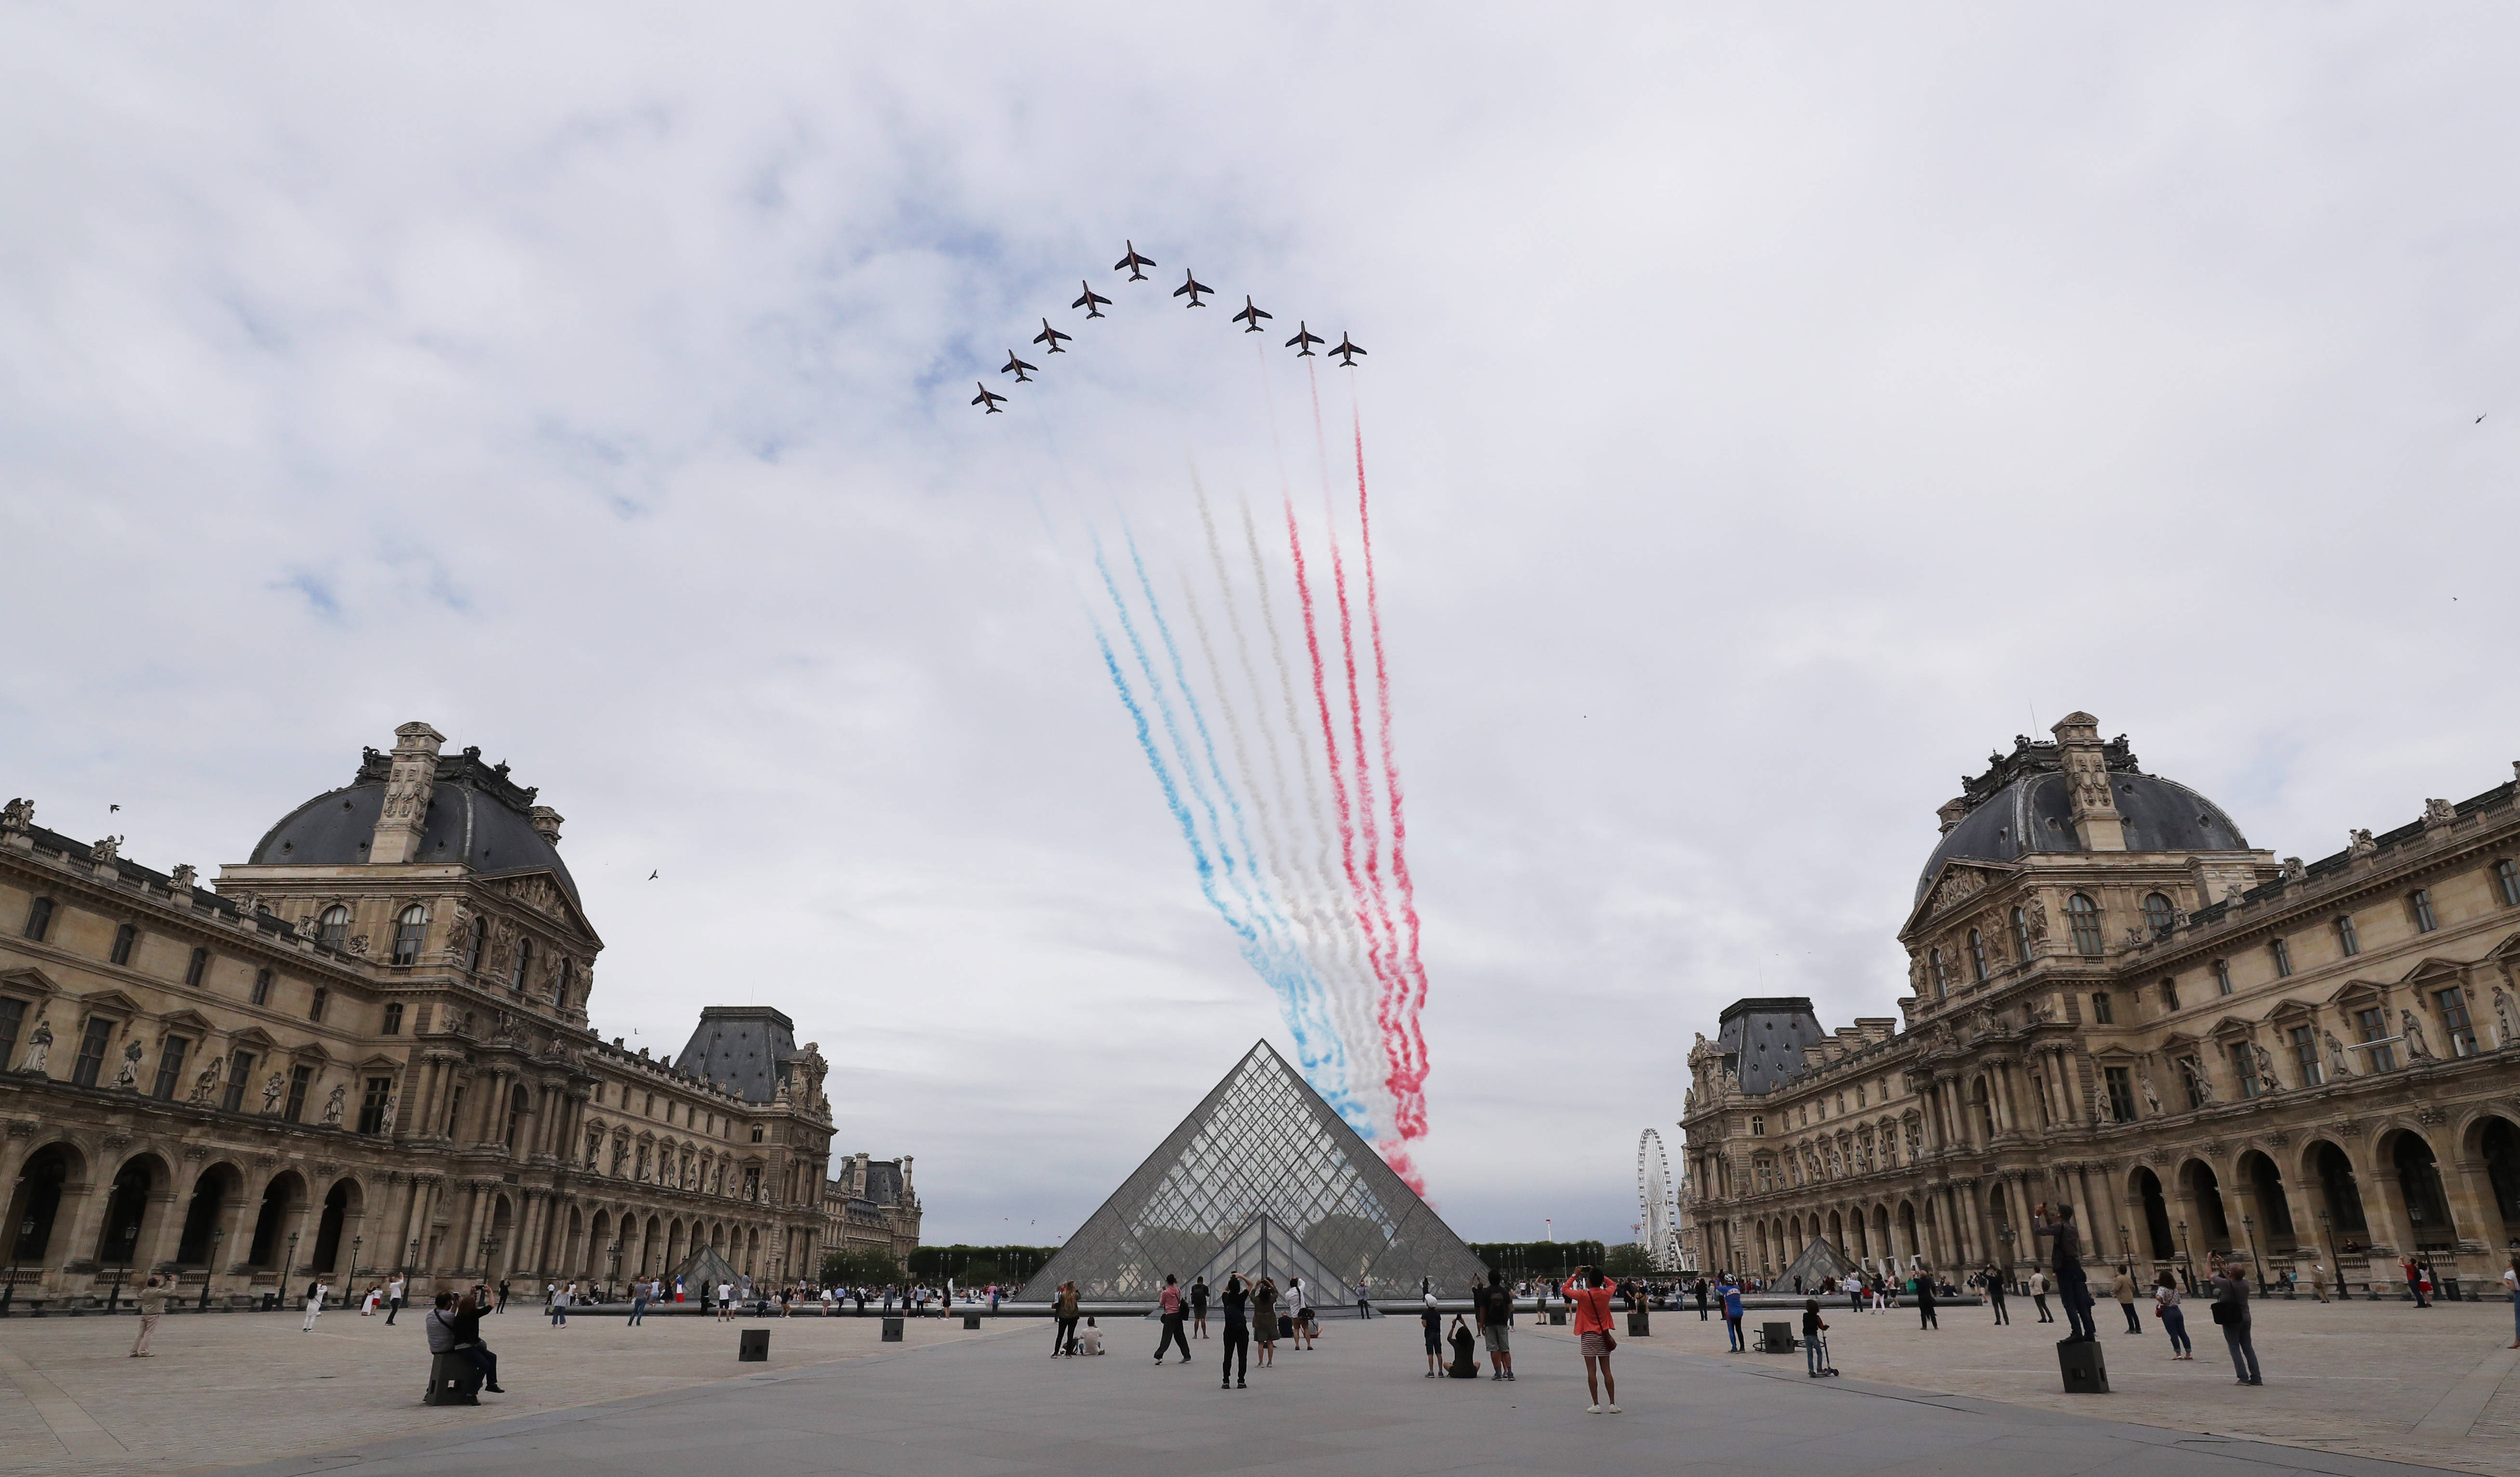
[529,806,564,845]
[369,722,445,864]
[2051,711,2126,852]
[1936,797,1970,834]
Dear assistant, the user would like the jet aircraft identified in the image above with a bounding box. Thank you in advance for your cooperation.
[1284,322,1324,357]
[1233,296,1272,333]
[1172,270,1213,307]
[972,383,1007,413]
[1114,240,1157,280]
[1331,333,1367,367]
[1001,351,1037,382]
[1072,280,1112,318]
[1033,318,1072,353]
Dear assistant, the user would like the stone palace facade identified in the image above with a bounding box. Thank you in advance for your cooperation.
[1681,713,2520,1291]
[0,722,912,1306]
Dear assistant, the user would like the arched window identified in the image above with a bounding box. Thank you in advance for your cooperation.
[392,905,427,966]
[2144,892,2175,938]
[2333,914,2360,958]
[2065,893,2104,957]
[317,906,349,951]
[1927,948,1948,998]
[464,917,487,973]
[509,937,533,992]
[2010,905,2032,960]
[1968,929,1989,982]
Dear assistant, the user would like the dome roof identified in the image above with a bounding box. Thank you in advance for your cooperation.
[1916,736,2249,904]
[250,745,579,907]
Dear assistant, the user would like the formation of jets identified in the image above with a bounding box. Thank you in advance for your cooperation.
[978,241,1365,412]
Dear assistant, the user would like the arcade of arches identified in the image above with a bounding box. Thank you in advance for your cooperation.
[1683,715,2520,1289]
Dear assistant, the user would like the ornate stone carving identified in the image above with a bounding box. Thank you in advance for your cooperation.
[2415,1106,2448,1126]
[260,1073,285,1113]
[2348,828,2377,857]
[168,863,198,894]
[19,1018,52,1075]
[2424,797,2457,828]
[100,1132,131,1152]
[320,1083,347,1127]
[2325,1031,2354,1080]
[109,1038,143,1090]
[0,797,31,835]
[89,834,123,865]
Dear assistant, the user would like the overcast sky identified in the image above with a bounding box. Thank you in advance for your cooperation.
[6,6,2518,1247]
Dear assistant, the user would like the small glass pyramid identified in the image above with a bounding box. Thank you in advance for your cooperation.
[1019,1040,1488,1304]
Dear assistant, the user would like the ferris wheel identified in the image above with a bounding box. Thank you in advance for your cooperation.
[1637,1129,1681,1271]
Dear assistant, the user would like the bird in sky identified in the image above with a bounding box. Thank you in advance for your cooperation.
[648,870,659,880]
[2478,414,2488,424]
[108,804,121,812]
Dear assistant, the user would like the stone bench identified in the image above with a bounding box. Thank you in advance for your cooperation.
[423,1351,482,1406]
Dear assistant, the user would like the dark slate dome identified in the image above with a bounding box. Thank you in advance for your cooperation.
[1916,734,2249,905]
[250,745,579,906]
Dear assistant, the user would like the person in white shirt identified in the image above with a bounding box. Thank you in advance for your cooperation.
[718,1281,737,1322]
[1074,1317,1104,1355]
[302,1280,330,1331]
[2503,1256,2518,1349]
[386,1274,407,1325]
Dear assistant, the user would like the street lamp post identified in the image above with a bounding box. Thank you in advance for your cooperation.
[197,1226,226,1312]
[2175,1219,2193,1293]
[105,1221,139,1312]
[1997,1226,2016,1293]
[2240,1213,2265,1294]
[606,1242,622,1302]
[2,1215,34,1315]
[344,1236,362,1307]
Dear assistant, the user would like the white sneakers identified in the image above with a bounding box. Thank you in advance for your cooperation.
[1586,1404,1602,1414]
[1607,1404,1623,1413]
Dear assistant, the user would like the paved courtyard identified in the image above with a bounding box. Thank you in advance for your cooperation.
[4,1293,2518,1477]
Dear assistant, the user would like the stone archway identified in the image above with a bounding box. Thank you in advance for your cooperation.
[6,1142,88,1280]
[2129,1165,2175,1262]
[311,1179,364,1275]
[2474,1115,2520,1244]
[2301,1139,2372,1251]
[2382,1129,2458,1253]
[176,1162,245,1266]
[2177,1159,2232,1255]
[2235,1150,2298,1256]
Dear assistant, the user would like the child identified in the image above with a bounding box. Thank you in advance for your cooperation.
[1421,1293,1443,1378]
[1802,1298,1831,1377]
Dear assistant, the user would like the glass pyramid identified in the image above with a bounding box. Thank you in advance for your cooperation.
[1019,1040,1489,1303]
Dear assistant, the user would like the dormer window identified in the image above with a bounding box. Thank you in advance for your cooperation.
[392,905,427,965]
[2065,893,2103,957]
[317,906,349,951]
[1749,1115,1765,1136]
[2144,892,2175,938]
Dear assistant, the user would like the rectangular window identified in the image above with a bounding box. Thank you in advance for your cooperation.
[22,897,53,941]
[308,987,328,1024]
[2091,992,2114,1025]
[2159,979,2181,1013]
[221,1051,254,1112]
[2291,1024,2323,1086]
[0,997,23,1070]
[2229,1043,2260,1098]
[357,1076,393,1134]
[283,1064,313,1122]
[2335,915,2360,957]
[70,1016,115,1088]
[251,969,272,1006]
[2438,987,2478,1057]
[2499,858,2520,908]
[185,947,210,988]
[444,1085,465,1137]
[382,1002,403,1036]
[2271,938,2293,977]
[151,1036,189,1100]
[2213,960,2232,996]
[2410,890,2438,933]
[2356,1006,2396,1072]
[109,923,137,965]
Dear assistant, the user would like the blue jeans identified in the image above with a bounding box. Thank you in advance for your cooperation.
[1805,1334,1826,1373]
[2161,1304,2190,1354]
[2222,1321,2260,1382]
[629,1297,646,1325]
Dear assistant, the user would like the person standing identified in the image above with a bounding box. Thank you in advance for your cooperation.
[301,1280,329,1332]
[496,1278,510,1313]
[1252,1277,1279,1368]
[1845,1272,1863,1315]
[628,1281,649,1327]
[1722,1279,1746,1352]
[2153,1271,2191,1359]
[1801,1298,1830,1377]
[1219,1273,1250,1390]
[2503,1255,2519,1349]
[2212,1262,2262,1385]
[1053,1281,1080,1357]
[129,1275,167,1357]
[2110,1264,2141,1333]
[1916,1272,1938,1330]
[385,1273,406,1326]
[1479,1272,1517,1382]
[2310,1263,2330,1303]
[1563,1265,1620,1414]
[2031,1204,2097,1343]
[2404,1256,2428,1306]
[2027,1268,2052,1323]
[1695,1277,1710,1321]
[1421,1291,1444,1377]
[1984,1267,2010,1325]
[1154,1275,1191,1363]
[1191,1275,1209,1340]
[549,1282,568,1327]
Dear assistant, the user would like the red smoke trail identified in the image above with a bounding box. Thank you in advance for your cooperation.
[1283,495,1397,1094]
[1308,363,1412,1133]
[1352,400,1431,1138]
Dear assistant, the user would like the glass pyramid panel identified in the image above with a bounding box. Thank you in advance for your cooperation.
[1019,1040,1489,1302]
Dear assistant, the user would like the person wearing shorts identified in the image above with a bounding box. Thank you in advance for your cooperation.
[1479,1272,1516,1381]
[1563,1265,1620,1413]
[1421,1293,1443,1377]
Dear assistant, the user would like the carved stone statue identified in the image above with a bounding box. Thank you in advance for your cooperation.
[169,863,198,894]
[2424,797,2457,827]
[2022,895,2049,945]
[0,797,30,834]
[320,1083,347,1127]
[378,1094,397,1134]
[2400,1009,2434,1062]
[190,1054,223,1104]
[2347,828,2377,856]
[2180,1056,2216,1105]
[89,834,123,865]
[2252,1041,2283,1095]
[2139,1074,2162,1116]
[260,1072,285,1113]
[2324,1030,2354,1079]
[2281,856,2307,882]
[2493,986,2517,1050]
[20,1019,52,1075]
[110,1038,144,1090]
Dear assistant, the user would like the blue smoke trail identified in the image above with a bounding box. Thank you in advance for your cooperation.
[1090,532,1361,1125]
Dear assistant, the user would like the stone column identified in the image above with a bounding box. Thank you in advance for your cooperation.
[457,1181,494,1275]
[51,1163,112,1288]
[2438,1137,2500,1271]
[134,1173,188,1274]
